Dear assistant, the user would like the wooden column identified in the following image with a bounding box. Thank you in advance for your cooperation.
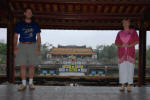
[7,10,15,83]
[138,20,147,86]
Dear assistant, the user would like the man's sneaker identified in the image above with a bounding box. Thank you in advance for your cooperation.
[120,86,125,92]
[18,85,26,91]
[29,84,35,90]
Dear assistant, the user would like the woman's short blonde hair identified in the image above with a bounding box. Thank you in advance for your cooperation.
[122,18,130,23]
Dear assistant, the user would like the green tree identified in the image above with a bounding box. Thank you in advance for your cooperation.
[146,46,150,66]
[95,44,117,64]
[0,42,7,55]
[0,42,7,63]
[40,43,51,61]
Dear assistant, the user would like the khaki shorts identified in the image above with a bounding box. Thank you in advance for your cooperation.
[15,43,41,66]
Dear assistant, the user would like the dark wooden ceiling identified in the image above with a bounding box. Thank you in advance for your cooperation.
[0,0,150,30]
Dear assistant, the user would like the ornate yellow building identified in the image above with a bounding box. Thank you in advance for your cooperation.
[41,45,101,76]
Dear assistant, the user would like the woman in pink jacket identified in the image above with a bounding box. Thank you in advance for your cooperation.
[115,18,139,92]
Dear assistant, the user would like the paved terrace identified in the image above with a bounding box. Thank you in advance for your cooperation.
[0,84,150,100]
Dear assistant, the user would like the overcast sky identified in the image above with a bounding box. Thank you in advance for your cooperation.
[0,28,150,49]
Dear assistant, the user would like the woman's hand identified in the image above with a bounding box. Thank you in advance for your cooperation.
[122,44,128,47]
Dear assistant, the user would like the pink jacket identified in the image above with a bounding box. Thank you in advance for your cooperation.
[115,29,139,64]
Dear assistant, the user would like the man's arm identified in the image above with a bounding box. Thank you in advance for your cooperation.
[13,33,18,55]
[36,33,41,54]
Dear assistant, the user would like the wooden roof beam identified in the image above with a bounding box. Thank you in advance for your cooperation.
[13,11,143,16]
[14,13,142,20]
[38,25,124,30]
[11,0,150,6]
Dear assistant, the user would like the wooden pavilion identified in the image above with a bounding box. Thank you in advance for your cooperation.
[0,0,150,86]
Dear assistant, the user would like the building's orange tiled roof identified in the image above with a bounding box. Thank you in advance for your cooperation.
[48,48,96,55]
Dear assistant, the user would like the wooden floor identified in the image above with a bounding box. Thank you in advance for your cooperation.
[0,84,150,100]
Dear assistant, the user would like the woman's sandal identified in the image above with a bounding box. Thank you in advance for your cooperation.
[127,87,131,92]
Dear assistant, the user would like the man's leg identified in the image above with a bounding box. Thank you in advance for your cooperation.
[29,65,35,89]
[18,65,26,91]
[20,65,26,80]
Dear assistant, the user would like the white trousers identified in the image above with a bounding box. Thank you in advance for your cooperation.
[119,61,134,84]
